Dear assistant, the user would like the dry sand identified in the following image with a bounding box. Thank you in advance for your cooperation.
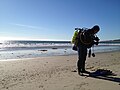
[0,51,120,90]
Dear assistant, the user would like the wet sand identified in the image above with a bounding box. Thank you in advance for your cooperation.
[0,51,120,90]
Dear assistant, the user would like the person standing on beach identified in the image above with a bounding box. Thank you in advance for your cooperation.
[76,25,100,75]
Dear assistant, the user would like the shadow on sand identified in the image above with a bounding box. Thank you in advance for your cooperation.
[81,69,120,84]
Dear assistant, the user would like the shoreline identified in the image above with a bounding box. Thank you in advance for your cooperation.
[0,43,120,60]
[0,51,120,90]
[0,50,120,61]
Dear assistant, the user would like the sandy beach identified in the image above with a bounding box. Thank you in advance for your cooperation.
[0,51,120,90]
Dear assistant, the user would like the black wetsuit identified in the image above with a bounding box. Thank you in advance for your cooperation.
[77,42,87,73]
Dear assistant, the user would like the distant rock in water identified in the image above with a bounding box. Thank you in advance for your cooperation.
[52,48,58,49]
[38,50,47,51]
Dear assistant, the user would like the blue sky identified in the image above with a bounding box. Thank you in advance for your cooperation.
[0,0,120,41]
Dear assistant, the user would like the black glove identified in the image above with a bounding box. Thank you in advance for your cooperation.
[94,36,100,45]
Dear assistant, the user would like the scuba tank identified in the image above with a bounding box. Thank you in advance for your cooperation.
[71,30,79,45]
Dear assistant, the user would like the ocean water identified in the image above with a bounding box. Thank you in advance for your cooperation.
[0,40,120,60]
